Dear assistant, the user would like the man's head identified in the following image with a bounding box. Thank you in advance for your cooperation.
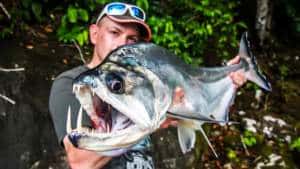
[88,2,151,67]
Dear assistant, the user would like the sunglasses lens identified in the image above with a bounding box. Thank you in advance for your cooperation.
[131,7,145,20]
[107,4,126,15]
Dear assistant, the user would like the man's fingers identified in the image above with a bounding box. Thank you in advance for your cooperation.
[95,157,112,169]
[229,70,247,88]
[160,117,178,129]
[227,55,240,65]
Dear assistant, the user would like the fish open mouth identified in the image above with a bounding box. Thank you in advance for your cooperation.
[66,84,138,147]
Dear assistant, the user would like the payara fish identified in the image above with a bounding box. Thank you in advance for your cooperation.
[67,32,271,157]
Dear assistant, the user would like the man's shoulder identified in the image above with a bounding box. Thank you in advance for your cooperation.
[55,65,88,81]
[50,65,88,92]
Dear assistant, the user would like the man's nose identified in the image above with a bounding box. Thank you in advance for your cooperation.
[114,36,128,49]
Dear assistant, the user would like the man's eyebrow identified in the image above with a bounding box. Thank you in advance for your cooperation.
[107,24,123,32]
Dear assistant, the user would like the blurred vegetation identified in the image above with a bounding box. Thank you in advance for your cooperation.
[1,1,300,168]
[0,0,248,65]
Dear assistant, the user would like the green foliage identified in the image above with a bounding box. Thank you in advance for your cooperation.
[146,0,246,64]
[290,137,300,151]
[279,65,289,78]
[278,0,300,34]
[0,0,44,38]
[1,0,246,63]
[241,130,257,147]
[54,0,246,62]
[56,1,108,46]
[57,5,93,46]
[226,149,239,161]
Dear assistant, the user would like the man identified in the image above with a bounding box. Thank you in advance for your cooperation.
[49,2,246,169]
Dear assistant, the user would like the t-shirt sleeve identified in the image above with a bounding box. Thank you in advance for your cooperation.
[49,75,91,145]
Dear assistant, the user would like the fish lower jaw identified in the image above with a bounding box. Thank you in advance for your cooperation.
[69,124,145,141]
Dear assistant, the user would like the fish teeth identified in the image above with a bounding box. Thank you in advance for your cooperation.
[66,105,72,133]
[91,129,96,137]
[72,85,76,93]
[76,106,83,131]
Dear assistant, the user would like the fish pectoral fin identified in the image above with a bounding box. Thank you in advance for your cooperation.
[198,126,219,158]
[177,124,196,154]
[191,120,219,158]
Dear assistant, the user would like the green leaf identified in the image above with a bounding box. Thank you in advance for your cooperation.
[206,24,213,34]
[82,29,89,43]
[67,7,78,23]
[136,0,149,11]
[95,0,108,5]
[78,9,89,22]
[290,137,300,151]
[227,149,237,160]
[32,2,42,22]
[76,33,84,46]
[21,0,32,8]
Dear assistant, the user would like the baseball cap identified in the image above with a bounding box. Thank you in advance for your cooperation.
[96,2,152,42]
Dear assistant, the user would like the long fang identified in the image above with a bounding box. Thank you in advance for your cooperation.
[66,105,72,133]
[77,106,83,131]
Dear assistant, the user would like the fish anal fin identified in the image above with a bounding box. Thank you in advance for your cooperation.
[177,123,196,154]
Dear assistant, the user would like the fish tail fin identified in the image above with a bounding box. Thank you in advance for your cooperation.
[239,32,272,91]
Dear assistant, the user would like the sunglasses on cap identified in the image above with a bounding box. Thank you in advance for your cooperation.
[96,2,146,23]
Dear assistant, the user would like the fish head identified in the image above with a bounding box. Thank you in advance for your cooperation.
[69,43,172,154]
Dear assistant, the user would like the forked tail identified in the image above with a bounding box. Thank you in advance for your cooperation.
[239,32,272,91]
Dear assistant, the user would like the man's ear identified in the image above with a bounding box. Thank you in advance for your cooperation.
[89,24,98,45]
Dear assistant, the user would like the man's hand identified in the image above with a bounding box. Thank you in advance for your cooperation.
[159,87,183,129]
[63,136,112,169]
[227,55,247,88]
[160,117,178,129]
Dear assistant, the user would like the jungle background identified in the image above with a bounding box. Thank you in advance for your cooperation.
[0,0,299,168]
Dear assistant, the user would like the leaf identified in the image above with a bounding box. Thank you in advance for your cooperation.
[21,0,32,9]
[82,29,89,43]
[32,3,42,22]
[67,7,78,23]
[136,0,149,11]
[206,24,213,35]
[76,33,84,46]
[78,9,89,22]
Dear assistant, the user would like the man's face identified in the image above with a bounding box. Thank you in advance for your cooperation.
[89,17,141,64]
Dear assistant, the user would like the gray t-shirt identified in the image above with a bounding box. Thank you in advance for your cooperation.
[49,65,91,143]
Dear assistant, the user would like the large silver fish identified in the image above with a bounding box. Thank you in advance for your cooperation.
[67,32,271,157]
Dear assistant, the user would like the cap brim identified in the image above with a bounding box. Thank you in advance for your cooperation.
[106,15,152,42]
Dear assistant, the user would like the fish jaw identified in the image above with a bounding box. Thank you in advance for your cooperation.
[69,59,172,154]
[66,104,152,156]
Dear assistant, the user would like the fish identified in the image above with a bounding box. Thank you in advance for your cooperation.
[67,32,271,157]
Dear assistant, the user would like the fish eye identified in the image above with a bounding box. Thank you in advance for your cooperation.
[105,72,124,94]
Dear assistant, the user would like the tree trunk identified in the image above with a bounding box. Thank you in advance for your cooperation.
[255,0,273,46]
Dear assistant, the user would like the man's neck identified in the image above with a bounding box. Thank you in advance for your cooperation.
[86,54,103,69]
